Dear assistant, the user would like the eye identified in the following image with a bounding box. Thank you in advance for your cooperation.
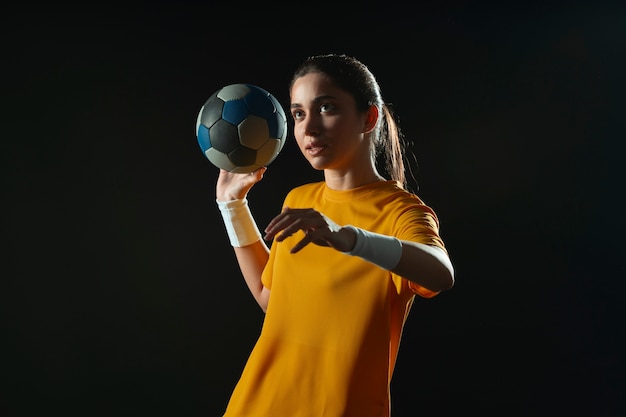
[291,109,304,120]
[320,103,335,113]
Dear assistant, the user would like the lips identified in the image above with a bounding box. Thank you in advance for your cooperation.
[306,142,327,156]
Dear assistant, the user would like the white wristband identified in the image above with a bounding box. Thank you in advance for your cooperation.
[216,198,262,247]
[343,225,402,270]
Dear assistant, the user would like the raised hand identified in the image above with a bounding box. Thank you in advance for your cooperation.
[216,167,267,201]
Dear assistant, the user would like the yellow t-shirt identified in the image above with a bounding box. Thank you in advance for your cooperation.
[223,180,446,417]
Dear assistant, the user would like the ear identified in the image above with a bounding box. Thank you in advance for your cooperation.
[363,105,379,133]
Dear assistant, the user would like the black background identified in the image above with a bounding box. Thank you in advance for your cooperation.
[3,2,625,416]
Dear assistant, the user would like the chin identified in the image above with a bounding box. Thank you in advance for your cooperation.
[307,159,330,171]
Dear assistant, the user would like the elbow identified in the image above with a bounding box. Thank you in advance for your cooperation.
[428,265,455,292]
[441,267,455,291]
[430,246,455,291]
[404,263,454,293]
[256,287,270,313]
[256,297,269,313]
[436,258,455,291]
[419,257,455,292]
[395,242,455,292]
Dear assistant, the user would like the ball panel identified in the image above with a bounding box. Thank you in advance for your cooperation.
[217,84,251,101]
[229,145,257,167]
[196,124,211,153]
[266,111,287,141]
[244,88,275,119]
[255,138,283,166]
[230,164,261,174]
[209,120,239,153]
[238,116,270,149]
[205,148,236,171]
[268,94,288,139]
[222,99,249,125]
[205,147,261,174]
[195,104,204,135]
[199,94,224,128]
[268,93,286,117]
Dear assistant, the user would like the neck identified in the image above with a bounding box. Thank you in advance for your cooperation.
[323,169,386,191]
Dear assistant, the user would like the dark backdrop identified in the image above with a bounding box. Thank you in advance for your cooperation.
[3,2,625,416]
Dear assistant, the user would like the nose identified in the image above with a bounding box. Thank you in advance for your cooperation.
[301,113,321,136]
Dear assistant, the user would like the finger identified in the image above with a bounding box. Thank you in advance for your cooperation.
[264,207,292,240]
[274,217,307,242]
[243,167,267,184]
[289,233,313,253]
[251,166,267,180]
[265,207,311,239]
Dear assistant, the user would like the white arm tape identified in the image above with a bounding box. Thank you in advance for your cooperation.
[343,225,402,270]
[216,198,262,247]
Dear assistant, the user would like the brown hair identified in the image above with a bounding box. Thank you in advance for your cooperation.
[290,53,416,190]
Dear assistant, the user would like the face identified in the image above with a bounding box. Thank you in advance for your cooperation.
[289,72,373,172]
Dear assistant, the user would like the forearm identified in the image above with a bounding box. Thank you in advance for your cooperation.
[343,225,454,292]
[392,241,455,292]
[233,241,271,311]
[217,197,270,310]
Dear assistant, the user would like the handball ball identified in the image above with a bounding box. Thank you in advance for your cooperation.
[195,83,288,173]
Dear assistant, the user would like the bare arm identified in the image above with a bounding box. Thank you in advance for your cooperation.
[216,168,271,311]
[392,241,454,292]
[233,242,271,312]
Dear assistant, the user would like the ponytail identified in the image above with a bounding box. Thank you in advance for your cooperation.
[378,103,418,192]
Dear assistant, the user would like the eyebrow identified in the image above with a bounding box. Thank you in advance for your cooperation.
[290,95,336,109]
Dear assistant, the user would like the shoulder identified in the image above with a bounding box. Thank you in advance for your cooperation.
[377,181,430,209]
[376,182,441,227]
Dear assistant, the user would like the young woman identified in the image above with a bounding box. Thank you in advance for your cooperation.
[215,53,455,417]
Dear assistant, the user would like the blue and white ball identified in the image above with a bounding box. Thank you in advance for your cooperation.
[195,83,288,173]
